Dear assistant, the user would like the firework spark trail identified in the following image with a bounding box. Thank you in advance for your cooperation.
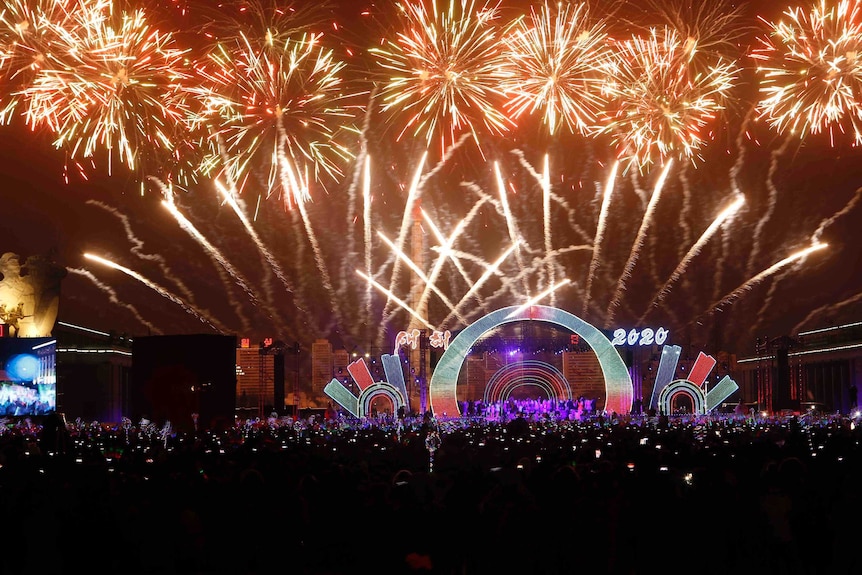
[715,107,755,303]
[751,266,798,336]
[506,149,560,303]
[268,95,341,336]
[274,112,312,208]
[380,152,427,323]
[213,179,297,297]
[363,155,373,317]
[340,91,375,311]
[698,242,829,320]
[296,198,340,336]
[541,155,554,305]
[210,172,278,315]
[746,136,791,276]
[443,242,520,327]
[161,201,253,334]
[604,160,673,328]
[640,194,745,322]
[749,183,862,334]
[486,254,560,309]
[677,166,694,261]
[151,177,260,333]
[374,142,477,325]
[546,244,594,258]
[413,211,477,324]
[378,231,463,322]
[510,147,591,243]
[493,162,530,294]
[813,185,862,243]
[505,279,573,318]
[416,132,472,189]
[85,200,196,304]
[792,290,862,334]
[421,212,474,290]
[625,167,663,302]
[66,267,161,334]
[83,253,227,333]
[356,270,434,330]
[430,247,497,271]
[442,187,498,287]
[582,160,619,317]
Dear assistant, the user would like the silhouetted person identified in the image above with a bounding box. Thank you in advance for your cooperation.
[658,410,669,429]
[38,411,69,454]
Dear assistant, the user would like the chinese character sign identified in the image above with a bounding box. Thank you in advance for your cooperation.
[394,329,421,353]
[429,329,451,350]
[394,329,451,354]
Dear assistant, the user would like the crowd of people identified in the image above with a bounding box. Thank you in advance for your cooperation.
[1,409,861,574]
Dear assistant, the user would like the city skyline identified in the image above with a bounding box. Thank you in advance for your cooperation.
[2,0,862,358]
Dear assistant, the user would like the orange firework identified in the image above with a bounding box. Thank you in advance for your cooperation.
[369,0,512,154]
[20,2,195,181]
[0,0,109,124]
[499,1,614,136]
[752,0,862,144]
[600,26,740,170]
[188,23,356,207]
[643,0,750,69]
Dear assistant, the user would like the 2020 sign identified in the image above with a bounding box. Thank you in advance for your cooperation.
[611,327,669,347]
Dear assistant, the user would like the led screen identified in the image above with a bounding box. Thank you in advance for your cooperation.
[0,337,56,416]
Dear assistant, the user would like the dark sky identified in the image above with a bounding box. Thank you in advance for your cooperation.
[2,0,861,358]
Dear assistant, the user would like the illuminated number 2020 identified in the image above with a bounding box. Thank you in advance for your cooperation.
[612,327,668,346]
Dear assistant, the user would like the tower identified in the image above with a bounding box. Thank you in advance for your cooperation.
[409,202,431,413]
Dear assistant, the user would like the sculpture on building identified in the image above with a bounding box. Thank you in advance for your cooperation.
[0,252,66,337]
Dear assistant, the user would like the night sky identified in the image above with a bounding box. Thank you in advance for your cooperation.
[2,0,861,358]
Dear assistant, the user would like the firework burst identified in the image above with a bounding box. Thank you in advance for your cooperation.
[644,0,750,70]
[752,0,862,144]
[20,2,194,182]
[498,1,613,136]
[601,26,740,169]
[370,0,512,155]
[189,25,356,207]
[0,0,108,124]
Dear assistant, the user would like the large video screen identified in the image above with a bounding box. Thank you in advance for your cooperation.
[0,337,56,416]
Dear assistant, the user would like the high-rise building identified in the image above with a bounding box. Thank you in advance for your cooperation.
[236,344,276,416]
[408,204,431,412]
[311,339,334,399]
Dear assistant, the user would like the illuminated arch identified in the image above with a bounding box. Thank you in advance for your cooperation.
[484,360,572,405]
[650,346,740,414]
[324,355,408,418]
[359,382,407,417]
[657,379,706,415]
[429,305,632,417]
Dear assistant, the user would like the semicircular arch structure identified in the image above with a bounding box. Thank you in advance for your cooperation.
[484,360,572,405]
[359,382,407,418]
[429,305,632,417]
[657,379,706,415]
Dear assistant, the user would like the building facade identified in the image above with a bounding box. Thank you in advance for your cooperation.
[735,321,862,414]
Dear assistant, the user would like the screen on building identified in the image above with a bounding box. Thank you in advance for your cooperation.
[0,337,57,416]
